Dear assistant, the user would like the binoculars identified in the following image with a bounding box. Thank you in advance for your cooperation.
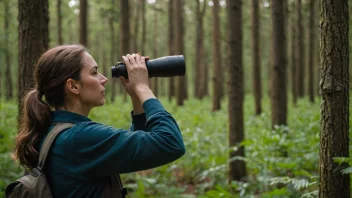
[111,55,186,79]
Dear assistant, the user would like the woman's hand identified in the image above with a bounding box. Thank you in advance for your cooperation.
[121,54,156,104]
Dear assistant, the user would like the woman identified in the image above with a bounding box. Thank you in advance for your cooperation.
[12,45,185,197]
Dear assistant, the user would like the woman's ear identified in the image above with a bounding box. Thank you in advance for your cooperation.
[66,78,80,95]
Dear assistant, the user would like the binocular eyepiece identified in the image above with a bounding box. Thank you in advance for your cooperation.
[111,55,186,79]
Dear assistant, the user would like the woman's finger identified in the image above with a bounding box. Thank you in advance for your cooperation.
[127,53,137,66]
[122,56,132,71]
[135,53,141,65]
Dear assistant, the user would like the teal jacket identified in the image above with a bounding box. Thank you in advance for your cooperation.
[39,99,185,198]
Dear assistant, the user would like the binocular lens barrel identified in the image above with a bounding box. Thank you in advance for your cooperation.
[111,55,186,79]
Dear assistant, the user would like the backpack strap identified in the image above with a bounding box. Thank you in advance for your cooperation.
[38,123,74,169]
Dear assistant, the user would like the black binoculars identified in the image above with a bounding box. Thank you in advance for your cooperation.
[111,55,186,79]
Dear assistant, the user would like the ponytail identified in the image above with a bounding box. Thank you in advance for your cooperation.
[13,89,52,169]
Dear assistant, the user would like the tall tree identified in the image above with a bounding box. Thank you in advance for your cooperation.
[18,0,49,113]
[57,0,63,44]
[175,0,187,106]
[271,0,288,128]
[132,0,141,53]
[168,0,175,101]
[212,0,222,111]
[228,0,246,181]
[319,0,350,197]
[152,4,159,97]
[120,0,130,56]
[194,0,206,99]
[141,0,146,55]
[79,0,88,46]
[290,1,298,104]
[251,0,262,115]
[4,0,13,100]
[296,0,304,98]
[110,0,117,103]
[308,0,316,103]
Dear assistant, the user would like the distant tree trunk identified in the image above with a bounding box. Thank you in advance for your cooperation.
[168,0,175,101]
[251,0,262,115]
[290,1,298,104]
[110,0,117,103]
[141,0,146,55]
[228,0,246,182]
[4,0,13,100]
[201,50,209,97]
[194,0,206,99]
[296,0,304,98]
[79,0,88,46]
[212,0,222,111]
[132,0,140,53]
[175,0,187,106]
[57,0,63,44]
[308,0,316,103]
[271,0,287,128]
[18,0,49,115]
[319,0,350,197]
[152,7,159,97]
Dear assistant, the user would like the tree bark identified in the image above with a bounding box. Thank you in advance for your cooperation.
[175,0,187,106]
[227,0,246,182]
[194,0,206,99]
[79,0,88,46]
[132,0,140,53]
[319,0,350,197]
[212,0,222,111]
[110,0,117,103]
[290,1,298,105]
[141,0,146,55]
[308,0,316,103]
[251,0,262,115]
[4,0,13,100]
[18,0,49,114]
[296,0,304,98]
[168,0,175,101]
[152,6,159,97]
[57,0,63,44]
[271,0,288,128]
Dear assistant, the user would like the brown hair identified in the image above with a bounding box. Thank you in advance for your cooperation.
[13,45,86,169]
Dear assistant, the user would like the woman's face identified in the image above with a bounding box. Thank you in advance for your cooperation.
[77,52,108,108]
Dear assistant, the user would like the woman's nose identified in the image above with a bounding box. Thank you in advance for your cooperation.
[100,74,108,85]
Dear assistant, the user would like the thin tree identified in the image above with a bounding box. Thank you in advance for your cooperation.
[18,0,49,115]
[57,0,63,44]
[175,0,187,106]
[110,0,117,102]
[79,0,88,46]
[271,0,288,128]
[132,0,141,53]
[251,0,262,115]
[152,3,159,97]
[290,1,297,104]
[319,0,350,197]
[4,0,13,100]
[296,0,304,98]
[308,0,316,103]
[212,0,222,111]
[228,0,246,181]
[168,0,176,101]
[194,0,206,99]
[141,0,146,55]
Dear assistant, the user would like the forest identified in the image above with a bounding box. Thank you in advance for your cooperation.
[0,0,351,197]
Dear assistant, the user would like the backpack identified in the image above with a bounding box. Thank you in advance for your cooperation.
[5,123,127,198]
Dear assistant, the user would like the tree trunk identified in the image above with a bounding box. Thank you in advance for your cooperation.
[212,0,222,111]
[296,0,304,98]
[319,0,350,197]
[271,0,288,128]
[57,0,63,44]
[79,0,88,46]
[251,0,262,115]
[227,0,246,182]
[141,0,146,55]
[110,0,117,103]
[132,0,140,53]
[152,7,159,97]
[18,0,49,114]
[168,0,175,101]
[308,0,316,103]
[4,0,13,100]
[290,1,298,105]
[175,0,187,106]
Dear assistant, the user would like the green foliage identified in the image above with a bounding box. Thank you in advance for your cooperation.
[0,95,346,197]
